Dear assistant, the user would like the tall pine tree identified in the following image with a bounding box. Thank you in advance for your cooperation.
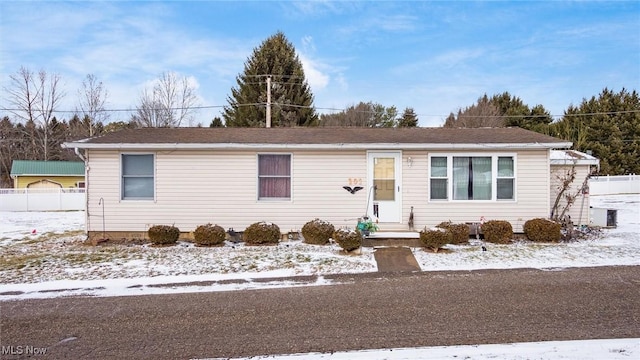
[223,32,318,127]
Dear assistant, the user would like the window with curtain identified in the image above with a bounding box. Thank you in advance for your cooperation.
[429,154,515,201]
[430,156,448,200]
[121,154,154,200]
[453,156,492,200]
[258,154,291,200]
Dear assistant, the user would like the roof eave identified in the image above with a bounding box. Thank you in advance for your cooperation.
[63,142,573,151]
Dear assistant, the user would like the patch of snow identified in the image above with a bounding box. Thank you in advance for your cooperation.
[205,338,639,360]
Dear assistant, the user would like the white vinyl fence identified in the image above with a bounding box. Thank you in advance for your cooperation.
[0,188,85,211]
[589,174,640,195]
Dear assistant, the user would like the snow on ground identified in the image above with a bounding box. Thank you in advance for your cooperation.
[1,194,638,359]
[0,194,638,301]
[211,338,639,360]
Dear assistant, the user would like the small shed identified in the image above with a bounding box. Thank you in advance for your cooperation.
[10,160,85,189]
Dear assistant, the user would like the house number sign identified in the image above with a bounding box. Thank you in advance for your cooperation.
[347,178,363,186]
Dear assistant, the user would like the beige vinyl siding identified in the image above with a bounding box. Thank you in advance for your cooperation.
[550,164,591,225]
[86,149,368,233]
[87,148,554,235]
[394,149,550,233]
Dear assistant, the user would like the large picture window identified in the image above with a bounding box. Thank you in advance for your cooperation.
[258,154,291,200]
[121,154,154,200]
[429,154,515,201]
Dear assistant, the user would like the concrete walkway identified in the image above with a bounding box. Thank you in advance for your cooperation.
[373,246,422,272]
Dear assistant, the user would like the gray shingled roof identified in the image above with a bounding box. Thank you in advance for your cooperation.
[66,127,570,149]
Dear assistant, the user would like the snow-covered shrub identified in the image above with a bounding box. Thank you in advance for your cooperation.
[193,223,226,246]
[523,218,562,242]
[420,228,450,252]
[243,221,281,245]
[148,225,180,245]
[301,218,335,245]
[436,221,469,245]
[482,220,513,244]
[333,228,361,252]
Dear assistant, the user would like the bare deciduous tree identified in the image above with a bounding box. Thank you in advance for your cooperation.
[77,74,109,136]
[4,67,65,159]
[444,95,504,128]
[132,72,199,128]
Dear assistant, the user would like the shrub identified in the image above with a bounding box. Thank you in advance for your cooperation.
[420,228,450,252]
[524,218,562,242]
[333,228,362,252]
[301,219,335,245]
[436,221,469,245]
[148,225,180,245]
[243,221,281,245]
[482,220,513,244]
[193,223,226,246]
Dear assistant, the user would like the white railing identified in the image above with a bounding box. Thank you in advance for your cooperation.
[589,174,640,195]
[0,188,86,211]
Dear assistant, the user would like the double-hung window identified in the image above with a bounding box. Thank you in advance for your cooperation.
[258,154,291,200]
[121,154,154,200]
[429,154,515,201]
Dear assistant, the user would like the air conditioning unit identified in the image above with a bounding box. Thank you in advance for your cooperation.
[590,207,617,228]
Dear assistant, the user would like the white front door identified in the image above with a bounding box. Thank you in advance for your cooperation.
[367,151,402,223]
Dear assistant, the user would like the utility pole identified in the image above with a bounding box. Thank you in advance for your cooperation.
[266,75,271,128]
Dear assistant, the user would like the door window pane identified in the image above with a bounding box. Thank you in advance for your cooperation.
[374,157,395,201]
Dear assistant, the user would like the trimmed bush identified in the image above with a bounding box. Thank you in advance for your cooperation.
[436,221,470,245]
[148,225,180,245]
[301,219,335,245]
[333,228,362,252]
[482,220,513,244]
[243,221,281,245]
[524,218,562,242]
[193,223,226,246]
[420,228,450,252]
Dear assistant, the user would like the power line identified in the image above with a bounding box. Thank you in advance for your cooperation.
[1,105,638,119]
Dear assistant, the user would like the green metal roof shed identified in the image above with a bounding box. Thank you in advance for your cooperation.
[10,160,85,176]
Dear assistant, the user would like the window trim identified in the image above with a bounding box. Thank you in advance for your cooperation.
[257,153,292,201]
[428,153,517,202]
[120,153,156,201]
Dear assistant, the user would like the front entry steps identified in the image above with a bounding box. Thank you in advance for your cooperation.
[362,231,421,248]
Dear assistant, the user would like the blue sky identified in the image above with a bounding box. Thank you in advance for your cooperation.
[1,1,638,127]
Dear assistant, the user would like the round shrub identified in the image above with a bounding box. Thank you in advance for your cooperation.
[148,225,180,245]
[333,228,362,252]
[436,221,470,245]
[524,218,562,242]
[243,221,281,245]
[193,223,226,246]
[301,219,335,245]
[482,220,513,244]
[420,228,451,252]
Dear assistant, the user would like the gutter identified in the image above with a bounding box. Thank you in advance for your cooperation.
[62,141,574,151]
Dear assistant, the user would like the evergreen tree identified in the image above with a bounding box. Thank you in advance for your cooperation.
[209,117,225,128]
[223,32,318,127]
[398,107,419,127]
[554,88,640,175]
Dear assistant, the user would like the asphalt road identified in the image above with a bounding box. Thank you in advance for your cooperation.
[1,266,639,359]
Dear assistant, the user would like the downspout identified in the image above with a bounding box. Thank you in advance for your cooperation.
[74,147,90,239]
